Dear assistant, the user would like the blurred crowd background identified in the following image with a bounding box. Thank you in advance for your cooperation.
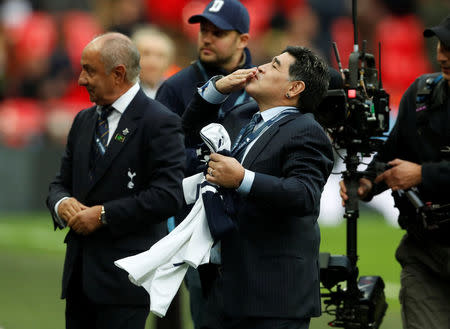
[0,0,449,212]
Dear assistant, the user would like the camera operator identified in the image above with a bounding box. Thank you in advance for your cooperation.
[340,15,450,329]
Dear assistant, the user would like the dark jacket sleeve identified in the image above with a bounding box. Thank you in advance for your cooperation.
[249,119,334,215]
[182,91,221,143]
[156,80,185,117]
[46,110,84,230]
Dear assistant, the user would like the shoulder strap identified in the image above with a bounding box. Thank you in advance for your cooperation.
[415,73,450,159]
[416,73,443,112]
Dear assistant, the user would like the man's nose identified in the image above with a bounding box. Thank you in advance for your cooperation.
[78,73,87,86]
[201,31,212,43]
[437,48,449,62]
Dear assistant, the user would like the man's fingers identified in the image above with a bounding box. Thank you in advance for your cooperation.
[374,172,385,184]
[234,68,257,76]
[357,186,366,196]
[388,158,402,166]
[67,213,77,227]
[209,153,225,162]
[59,198,86,221]
[206,173,216,183]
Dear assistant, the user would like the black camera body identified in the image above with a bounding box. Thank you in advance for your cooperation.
[320,253,388,329]
[316,49,390,156]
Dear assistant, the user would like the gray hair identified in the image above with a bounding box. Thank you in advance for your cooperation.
[95,32,141,83]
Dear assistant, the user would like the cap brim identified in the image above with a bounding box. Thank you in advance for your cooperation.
[188,13,234,31]
[424,26,450,48]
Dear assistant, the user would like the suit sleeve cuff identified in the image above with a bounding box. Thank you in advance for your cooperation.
[236,169,255,195]
[54,197,69,228]
[197,76,229,104]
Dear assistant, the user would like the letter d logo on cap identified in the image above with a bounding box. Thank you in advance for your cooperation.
[209,0,224,12]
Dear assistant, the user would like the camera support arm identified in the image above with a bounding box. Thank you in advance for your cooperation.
[343,150,363,301]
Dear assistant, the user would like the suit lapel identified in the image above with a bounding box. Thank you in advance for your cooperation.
[87,89,146,192]
[242,113,299,168]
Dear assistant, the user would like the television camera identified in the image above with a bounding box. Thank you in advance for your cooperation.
[316,0,391,328]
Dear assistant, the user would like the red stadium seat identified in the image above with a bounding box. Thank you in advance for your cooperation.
[61,11,103,72]
[12,12,57,65]
[44,99,93,145]
[0,98,44,148]
[374,15,432,108]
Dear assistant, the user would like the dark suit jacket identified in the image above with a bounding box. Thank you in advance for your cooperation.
[183,93,333,319]
[47,89,185,305]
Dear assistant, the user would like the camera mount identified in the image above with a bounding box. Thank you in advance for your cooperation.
[318,0,389,327]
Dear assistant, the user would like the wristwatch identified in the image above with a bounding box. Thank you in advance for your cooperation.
[99,206,107,225]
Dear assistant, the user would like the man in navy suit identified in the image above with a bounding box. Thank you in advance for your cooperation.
[182,46,333,329]
[46,32,185,329]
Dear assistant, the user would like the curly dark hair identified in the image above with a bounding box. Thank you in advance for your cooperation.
[283,46,329,112]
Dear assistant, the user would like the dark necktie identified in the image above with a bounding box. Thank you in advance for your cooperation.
[96,106,114,156]
[232,112,262,161]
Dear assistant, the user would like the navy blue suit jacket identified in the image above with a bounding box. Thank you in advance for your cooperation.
[183,93,333,319]
[47,89,185,305]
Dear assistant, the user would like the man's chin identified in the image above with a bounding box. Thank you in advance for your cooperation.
[88,95,98,104]
[199,53,218,65]
[442,71,450,83]
[244,83,255,96]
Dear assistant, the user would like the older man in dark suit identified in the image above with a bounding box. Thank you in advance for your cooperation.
[46,32,185,329]
[182,46,333,329]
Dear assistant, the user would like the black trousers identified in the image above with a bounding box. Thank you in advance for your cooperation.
[200,270,310,329]
[65,259,148,329]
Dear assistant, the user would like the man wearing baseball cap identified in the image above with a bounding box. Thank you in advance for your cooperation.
[340,14,450,329]
[155,1,254,328]
[424,15,450,80]
[156,0,253,118]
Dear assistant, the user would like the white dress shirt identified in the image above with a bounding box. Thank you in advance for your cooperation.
[54,82,141,227]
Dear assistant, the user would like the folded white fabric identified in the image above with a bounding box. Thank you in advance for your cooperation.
[114,123,230,317]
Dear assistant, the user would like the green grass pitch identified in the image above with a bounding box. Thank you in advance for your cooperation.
[0,211,404,329]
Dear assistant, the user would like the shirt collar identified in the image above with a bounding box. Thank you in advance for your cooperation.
[260,106,297,122]
[96,82,140,114]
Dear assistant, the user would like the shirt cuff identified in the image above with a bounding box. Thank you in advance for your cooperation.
[236,169,255,195]
[197,76,229,104]
[54,197,69,228]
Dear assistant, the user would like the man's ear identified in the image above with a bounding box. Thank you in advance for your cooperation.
[238,33,249,49]
[112,65,127,84]
[289,80,305,98]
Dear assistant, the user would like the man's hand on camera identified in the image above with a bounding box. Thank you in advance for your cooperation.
[339,178,373,206]
[215,68,257,94]
[374,158,421,191]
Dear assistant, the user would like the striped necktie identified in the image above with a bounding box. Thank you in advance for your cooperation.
[232,112,262,161]
[96,106,114,155]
